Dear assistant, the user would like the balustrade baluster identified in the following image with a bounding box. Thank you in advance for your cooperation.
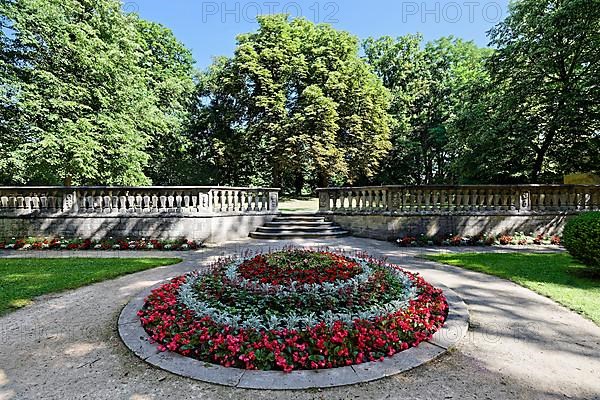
[456,190,464,211]
[423,189,430,212]
[234,191,241,212]
[261,192,267,211]
[360,190,366,211]
[246,192,254,212]
[31,195,40,209]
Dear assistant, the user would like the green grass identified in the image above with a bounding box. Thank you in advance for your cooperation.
[0,257,181,316]
[426,253,600,325]
[278,197,319,212]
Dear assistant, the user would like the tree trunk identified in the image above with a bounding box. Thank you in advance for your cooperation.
[531,129,556,182]
[271,162,281,189]
[294,172,304,196]
[317,172,329,188]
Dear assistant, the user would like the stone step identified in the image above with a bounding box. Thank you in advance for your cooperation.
[257,226,345,233]
[272,216,326,222]
[278,212,320,217]
[249,231,350,239]
[250,213,348,239]
[265,221,335,228]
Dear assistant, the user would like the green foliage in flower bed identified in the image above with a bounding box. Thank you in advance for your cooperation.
[563,212,600,268]
[427,253,600,325]
[0,258,181,316]
[192,253,412,319]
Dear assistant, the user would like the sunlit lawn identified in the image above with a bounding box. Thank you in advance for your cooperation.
[426,253,600,325]
[278,197,319,212]
[0,258,181,316]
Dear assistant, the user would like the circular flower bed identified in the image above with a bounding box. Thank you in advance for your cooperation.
[138,249,448,372]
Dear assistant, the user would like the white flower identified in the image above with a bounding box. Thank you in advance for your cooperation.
[7,244,15,249]
[181,244,189,250]
[94,244,102,250]
[112,244,120,249]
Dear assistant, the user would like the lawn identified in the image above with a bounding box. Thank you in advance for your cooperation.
[0,258,181,316]
[426,253,600,325]
[278,197,319,212]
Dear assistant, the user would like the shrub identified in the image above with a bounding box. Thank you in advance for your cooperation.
[562,212,600,267]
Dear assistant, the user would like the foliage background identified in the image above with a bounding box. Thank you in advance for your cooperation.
[1,0,598,192]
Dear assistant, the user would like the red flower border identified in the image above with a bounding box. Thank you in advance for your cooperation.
[0,237,202,251]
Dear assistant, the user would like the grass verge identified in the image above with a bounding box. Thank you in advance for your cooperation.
[0,257,181,316]
[426,253,600,325]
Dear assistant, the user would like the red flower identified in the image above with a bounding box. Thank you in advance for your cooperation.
[137,253,448,373]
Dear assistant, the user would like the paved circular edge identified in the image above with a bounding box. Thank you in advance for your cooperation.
[118,276,469,390]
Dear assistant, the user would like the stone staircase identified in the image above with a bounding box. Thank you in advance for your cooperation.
[249,213,350,239]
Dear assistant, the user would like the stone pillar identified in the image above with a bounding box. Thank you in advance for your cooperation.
[319,191,331,211]
[519,189,531,212]
[269,191,278,212]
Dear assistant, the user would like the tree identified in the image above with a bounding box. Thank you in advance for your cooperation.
[191,56,260,187]
[458,0,600,182]
[364,35,490,184]
[196,15,391,192]
[0,0,197,186]
[134,18,196,185]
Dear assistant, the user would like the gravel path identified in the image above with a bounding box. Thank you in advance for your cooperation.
[0,239,598,400]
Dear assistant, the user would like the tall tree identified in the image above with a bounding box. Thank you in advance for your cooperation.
[0,0,197,186]
[196,15,391,192]
[191,56,260,186]
[134,19,196,185]
[0,0,159,185]
[457,0,600,182]
[364,35,489,184]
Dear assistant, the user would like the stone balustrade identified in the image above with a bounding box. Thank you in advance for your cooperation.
[316,185,600,240]
[317,185,600,214]
[0,186,279,215]
[0,186,280,242]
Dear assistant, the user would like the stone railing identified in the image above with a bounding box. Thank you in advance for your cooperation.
[0,186,280,215]
[317,185,600,214]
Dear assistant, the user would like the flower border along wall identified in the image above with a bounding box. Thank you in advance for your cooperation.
[119,248,469,389]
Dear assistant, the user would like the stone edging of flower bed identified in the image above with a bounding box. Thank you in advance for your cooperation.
[118,279,469,390]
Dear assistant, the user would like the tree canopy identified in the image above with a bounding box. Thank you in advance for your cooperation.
[1,1,598,191]
[457,0,600,183]
[195,15,391,191]
[364,34,491,185]
[0,0,194,185]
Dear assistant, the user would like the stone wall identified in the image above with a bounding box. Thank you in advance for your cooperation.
[0,211,278,243]
[0,186,281,243]
[323,212,574,241]
[317,184,599,241]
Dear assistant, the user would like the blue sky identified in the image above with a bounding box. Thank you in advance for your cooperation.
[130,0,510,69]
